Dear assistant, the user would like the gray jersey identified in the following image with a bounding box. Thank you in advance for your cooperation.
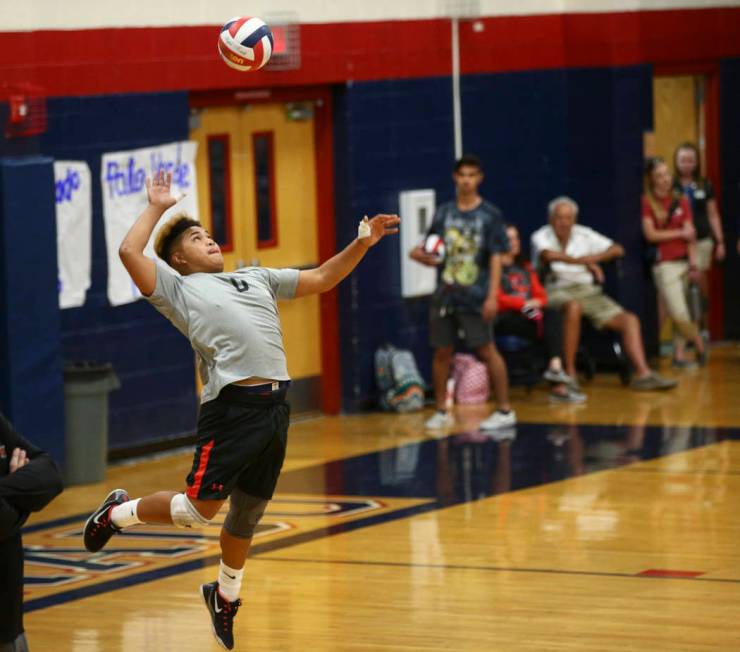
[147,262,300,403]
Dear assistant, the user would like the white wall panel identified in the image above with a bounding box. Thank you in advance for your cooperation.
[1,0,738,31]
[399,189,437,298]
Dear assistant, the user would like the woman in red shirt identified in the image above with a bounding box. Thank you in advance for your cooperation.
[642,157,706,366]
[496,225,585,403]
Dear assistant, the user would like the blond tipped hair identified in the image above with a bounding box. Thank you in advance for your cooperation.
[154,213,201,262]
[643,158,682,225]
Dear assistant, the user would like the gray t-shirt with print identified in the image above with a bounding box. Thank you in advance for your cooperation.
[147,263,300,403]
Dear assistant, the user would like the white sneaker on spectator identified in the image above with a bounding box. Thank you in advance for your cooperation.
[479,410,517,431]
[425,411,454,431]
[542,368,571,384]
[564,374,581,391]
[549,387,587,404]
[487,426,517,442]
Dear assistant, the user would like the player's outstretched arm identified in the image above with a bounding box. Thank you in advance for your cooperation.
[119,169,180,297]
[295,214,400,298]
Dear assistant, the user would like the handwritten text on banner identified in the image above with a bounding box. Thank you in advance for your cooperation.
[101,141,199,306]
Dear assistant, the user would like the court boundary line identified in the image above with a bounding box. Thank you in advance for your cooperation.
[251,556,740,585]
[618,467,740,476]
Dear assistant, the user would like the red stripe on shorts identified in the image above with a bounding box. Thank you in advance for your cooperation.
[186,439,215,499]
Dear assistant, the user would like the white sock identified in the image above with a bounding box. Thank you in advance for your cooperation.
[110,498,143,528]
[218,561,244,603]
[549,358,563,372]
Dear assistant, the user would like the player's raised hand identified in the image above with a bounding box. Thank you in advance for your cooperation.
[358,214,400,247]
[146,169,180,210]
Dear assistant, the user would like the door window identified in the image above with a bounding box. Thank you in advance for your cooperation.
[207,134,233,251]
[253,131,278,248]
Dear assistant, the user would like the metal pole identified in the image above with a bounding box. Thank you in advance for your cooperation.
[451,16,462,160]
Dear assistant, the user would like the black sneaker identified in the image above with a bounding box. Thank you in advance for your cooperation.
[200,582,241,650]
[83,488,129,553]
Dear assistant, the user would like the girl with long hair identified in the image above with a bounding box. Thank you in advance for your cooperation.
[642,157,706,366]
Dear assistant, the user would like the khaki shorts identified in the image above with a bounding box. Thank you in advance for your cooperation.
[546,283,623,329]
[652,260,698,344]
[694,237,714,272]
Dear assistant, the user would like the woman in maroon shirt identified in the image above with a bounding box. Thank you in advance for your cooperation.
[497,225,585,403]
[642,157,706,366]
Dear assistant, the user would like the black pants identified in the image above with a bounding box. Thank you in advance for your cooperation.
[1,413,63,648]
[0,535,24,650]
[495,309,563,361]
[0,633,29,652]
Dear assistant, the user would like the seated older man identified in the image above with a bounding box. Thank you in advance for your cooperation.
[531,196,676,391]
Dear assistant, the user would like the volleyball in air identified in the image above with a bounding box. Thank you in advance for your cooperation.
[218,16,274,71]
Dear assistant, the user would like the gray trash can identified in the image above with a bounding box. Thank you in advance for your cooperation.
[63,362,120,485]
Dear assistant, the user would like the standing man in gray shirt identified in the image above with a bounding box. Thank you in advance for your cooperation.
[83,169,399,650]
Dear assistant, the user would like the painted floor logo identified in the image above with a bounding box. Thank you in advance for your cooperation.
[22,494,429,611]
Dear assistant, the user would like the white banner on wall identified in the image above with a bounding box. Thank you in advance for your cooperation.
[54,161,92,309]
[101,141,199,306]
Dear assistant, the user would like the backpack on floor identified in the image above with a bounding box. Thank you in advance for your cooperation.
[452,353,490,405]
[374,344,425,413]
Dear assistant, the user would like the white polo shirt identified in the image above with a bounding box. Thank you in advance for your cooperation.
[530,224,614,288]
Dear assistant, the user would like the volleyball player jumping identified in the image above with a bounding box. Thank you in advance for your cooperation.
[83,169,399,650]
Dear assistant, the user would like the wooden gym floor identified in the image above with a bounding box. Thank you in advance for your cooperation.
[21,343,740,651]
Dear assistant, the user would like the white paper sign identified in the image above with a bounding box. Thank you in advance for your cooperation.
[101,141,199,306]
[54,161,92,309]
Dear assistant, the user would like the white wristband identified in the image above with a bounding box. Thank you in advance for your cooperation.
[358,216,371,239]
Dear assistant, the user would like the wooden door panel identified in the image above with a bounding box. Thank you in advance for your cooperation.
[190,102,322,392]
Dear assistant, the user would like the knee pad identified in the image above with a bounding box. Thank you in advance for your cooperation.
[170,493,210,529]
[223,489,268,539]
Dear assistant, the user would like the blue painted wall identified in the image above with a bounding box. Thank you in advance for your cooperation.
[39,93,198,450]
[0,157,65,464]
[334,65,655,411]
[334,78,456,410]
[721,59,740,339]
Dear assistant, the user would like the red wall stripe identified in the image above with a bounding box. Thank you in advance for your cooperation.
[703,69,725,340]
[313,90,341,415]
[1,8,739,98]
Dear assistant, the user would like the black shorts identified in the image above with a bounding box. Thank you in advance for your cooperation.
[429,297,492,349]
[185,384,290,502]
